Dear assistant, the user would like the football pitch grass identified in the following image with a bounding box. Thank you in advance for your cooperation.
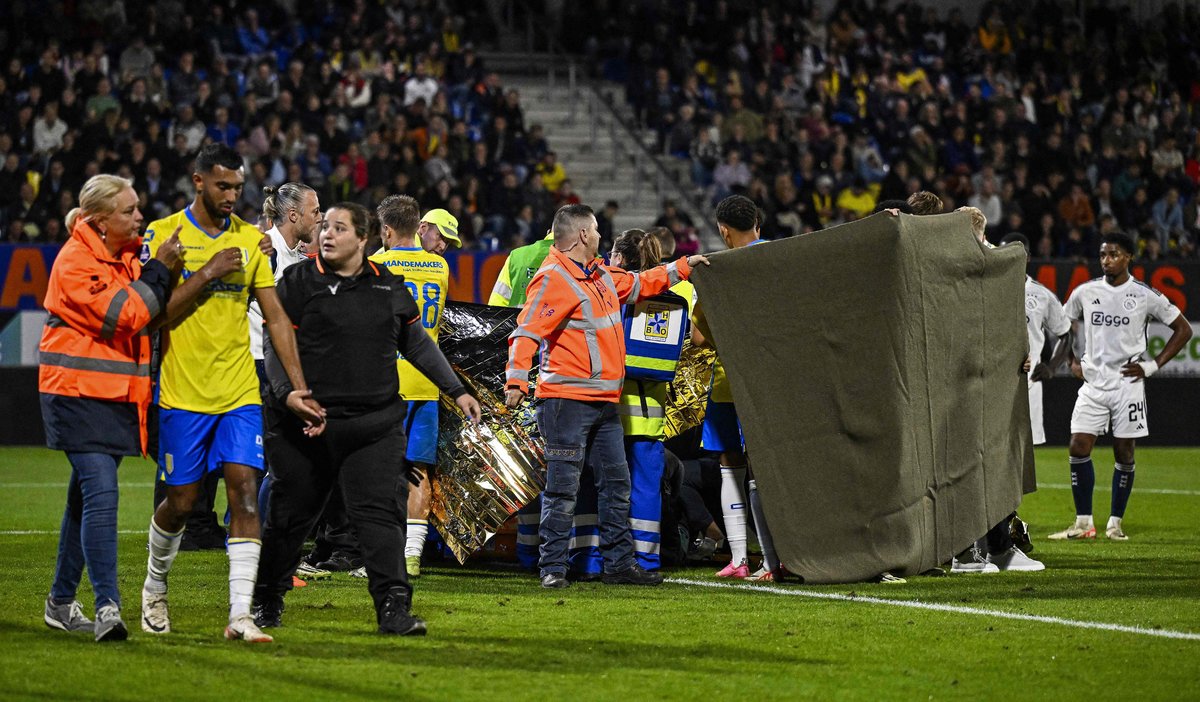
[0,446,1197,701]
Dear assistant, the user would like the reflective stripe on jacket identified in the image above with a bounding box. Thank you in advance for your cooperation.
[619,378,667,438]
[505,246,691,403]
[39,220,162,454]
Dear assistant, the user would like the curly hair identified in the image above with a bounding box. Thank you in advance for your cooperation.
[715,195,759,232]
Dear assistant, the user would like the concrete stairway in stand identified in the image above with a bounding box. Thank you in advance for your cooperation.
[482,52,718,246]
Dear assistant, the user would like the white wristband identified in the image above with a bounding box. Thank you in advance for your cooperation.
[1138,360,1159,377]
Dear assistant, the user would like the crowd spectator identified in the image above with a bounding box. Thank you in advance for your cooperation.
[0,2,554,248]
[576,0,1200,257]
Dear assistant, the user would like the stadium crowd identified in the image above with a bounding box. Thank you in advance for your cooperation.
[577,0,1200,259]
[8,2,1200,261]
[0,0,572,252]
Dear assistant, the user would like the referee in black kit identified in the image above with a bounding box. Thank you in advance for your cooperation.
[253,202,482,637]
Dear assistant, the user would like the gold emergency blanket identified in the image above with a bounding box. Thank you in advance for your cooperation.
[663,341,717,439]
[431,303,545,563]
[430,304,710,562]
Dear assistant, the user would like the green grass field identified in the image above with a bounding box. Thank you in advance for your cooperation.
[1,446,1197,701]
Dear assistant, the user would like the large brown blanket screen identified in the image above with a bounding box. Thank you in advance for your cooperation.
[691,211,1034,583]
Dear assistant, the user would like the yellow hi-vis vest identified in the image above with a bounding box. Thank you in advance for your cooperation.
[619,377,668,438]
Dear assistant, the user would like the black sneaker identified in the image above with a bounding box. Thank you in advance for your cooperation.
[252,596,284,628]
[601,564,663,586]
[540,572,570,589]
[316,553,363,572]
[378,590,426,636]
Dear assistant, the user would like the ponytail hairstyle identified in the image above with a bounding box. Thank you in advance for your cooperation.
[66,174,132,230]
[262,181,315,223]
[612,228,663,272]
[647,226,676,259]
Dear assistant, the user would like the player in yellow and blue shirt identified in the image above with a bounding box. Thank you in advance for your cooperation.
[369,197,460,577]
[137,144,321,642]
[690,196,776,581]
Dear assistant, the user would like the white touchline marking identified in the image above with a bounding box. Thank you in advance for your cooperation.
[667,578,1200,641]
[1039,483,1200,496]
[0,529,145,535]
[0,483,155,488]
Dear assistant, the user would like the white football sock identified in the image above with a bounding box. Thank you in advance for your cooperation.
[1107,516,1122,530]
[227,539,261,620]
[144,518,184,595]
[719,465,748,565]
[405,519,429,558]
[1076,515,1095,528]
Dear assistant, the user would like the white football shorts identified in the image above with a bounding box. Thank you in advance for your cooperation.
[1070,381,1149,439]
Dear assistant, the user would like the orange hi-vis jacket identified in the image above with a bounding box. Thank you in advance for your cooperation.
[506,246,692,403]
[39,220,161,453]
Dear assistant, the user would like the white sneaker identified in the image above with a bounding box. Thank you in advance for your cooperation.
[748,565,770,581]
[44,596,93,633]
[224,614,273,643]
[1106,525,1130,541]
[1047,523,1097,540]
[349,566,367,578]
[990,547,1045,572]
[951,544,999,573]
[140,587,170,634]
[94,604,128,642]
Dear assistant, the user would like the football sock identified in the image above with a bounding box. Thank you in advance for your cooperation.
[144,518,183,595]
[1111,463,1136,519]
[747,480,779,572]
[1068,455,1094,520]
[227,538,261,620]
[405,519,429,558]
[719,465,748,566]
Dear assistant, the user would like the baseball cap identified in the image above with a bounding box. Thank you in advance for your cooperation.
[421,208,462,247]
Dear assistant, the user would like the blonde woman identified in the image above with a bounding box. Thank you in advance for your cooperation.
[38,174,231,641]
[39,175,181,641]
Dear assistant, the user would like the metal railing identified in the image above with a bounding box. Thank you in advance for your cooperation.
[493,0,720,245]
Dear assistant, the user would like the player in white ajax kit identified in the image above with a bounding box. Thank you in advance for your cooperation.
[1001,234,1073,446]
[1049,234,1192,541]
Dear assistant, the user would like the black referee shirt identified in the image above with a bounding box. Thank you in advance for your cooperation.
[264,253,466,417]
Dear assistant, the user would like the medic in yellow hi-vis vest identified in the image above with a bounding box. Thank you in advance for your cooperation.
[570,230,692,575]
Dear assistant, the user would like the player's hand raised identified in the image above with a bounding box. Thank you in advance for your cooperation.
[153,226,186,272]
[200,248,243,281]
